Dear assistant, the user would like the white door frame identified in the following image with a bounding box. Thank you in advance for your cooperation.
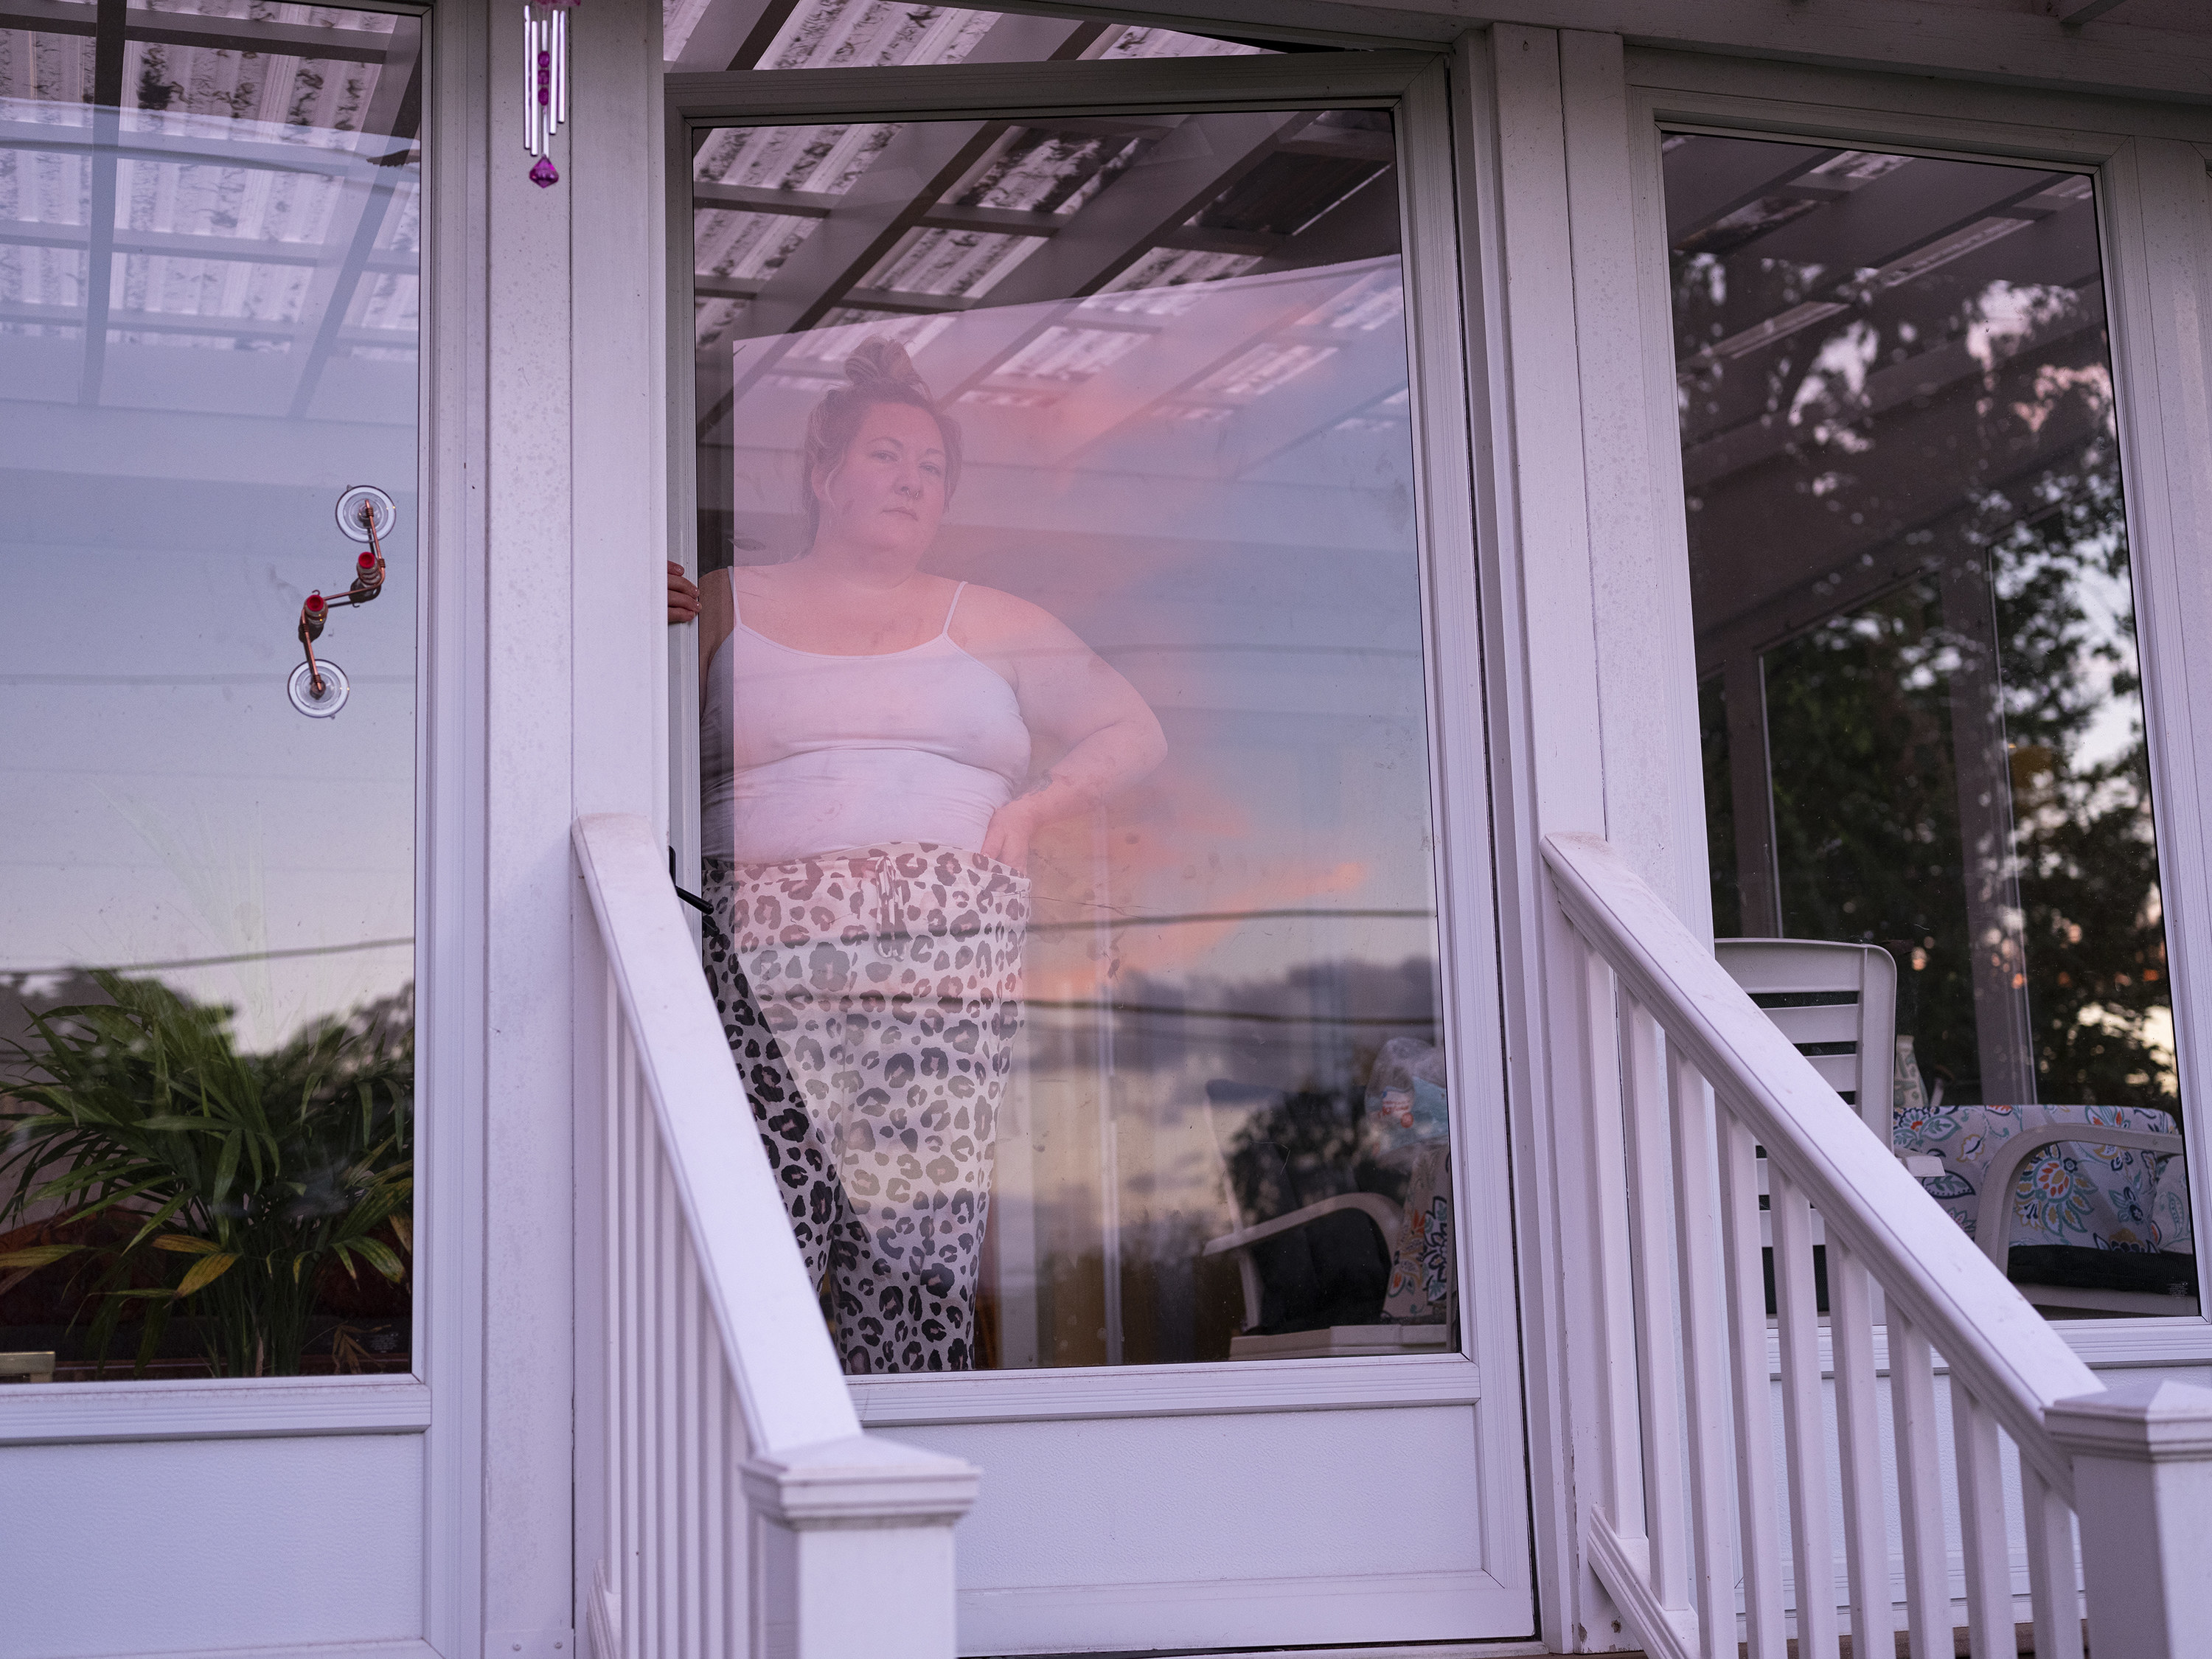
[0,1,501,1655]
[659,41,1538,1648]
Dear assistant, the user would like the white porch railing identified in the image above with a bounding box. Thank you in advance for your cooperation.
[574,813,978,1659]
[1545,832,2212,1659]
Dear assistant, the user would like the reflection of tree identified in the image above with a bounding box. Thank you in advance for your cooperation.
[1758,464,2174,1113]
[1765,580,1980,1096]
[0,976,414,1377]
[1992,474,2174,1113]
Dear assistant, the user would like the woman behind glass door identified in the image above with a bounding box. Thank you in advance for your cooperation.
[683,341,1163,1373]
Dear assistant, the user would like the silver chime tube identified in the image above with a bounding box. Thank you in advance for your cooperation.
[554,7,568,130]
[524,7,536,155]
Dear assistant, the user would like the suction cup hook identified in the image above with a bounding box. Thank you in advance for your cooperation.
[335,485,397,543]
[290,486,392,717]
[288,658,349,717]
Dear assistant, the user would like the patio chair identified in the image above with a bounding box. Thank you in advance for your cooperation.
[1718,939,1900,1317]
[1973,1117,2197,1318]
[1198,1079,1443,1358]
[1715,939,1897,1142]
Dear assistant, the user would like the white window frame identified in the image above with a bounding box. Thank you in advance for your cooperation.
[0,1,490,1654]
[1607,51,2212,1371]
[658,37,1535,1625]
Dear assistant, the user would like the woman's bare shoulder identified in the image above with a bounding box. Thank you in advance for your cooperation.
[953,581,1074,643]
[724,561,785,600]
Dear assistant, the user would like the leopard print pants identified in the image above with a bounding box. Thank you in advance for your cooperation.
[702,844,1028,1374]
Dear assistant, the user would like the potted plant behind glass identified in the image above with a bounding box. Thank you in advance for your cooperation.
[0,973,411,1377]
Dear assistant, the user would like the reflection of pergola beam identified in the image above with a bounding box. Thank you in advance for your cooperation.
[1692,161,2062,347]
[1249,167,1399,274]
[723,11,1096,360]
[1690,384,2116,671]
[973,111,1312,316]
[726,452,1412,554]
[669,0,805,72]
[1663,139,1837,243]
[900,112,1315,407]
[1683,192,2099,439]
[1018,274,1360,464]
[4,299,406,347]
[286,18,422,419]
[0,221,416,272]
[695,191,1284,260]
[0,120,411,180]
[0,0,400,61]
[76,0,124,408]
[1683,281,2104,489]
[1213,330,1409,479]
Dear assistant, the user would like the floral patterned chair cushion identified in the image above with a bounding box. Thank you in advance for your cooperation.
[1893,1100,2191,1255]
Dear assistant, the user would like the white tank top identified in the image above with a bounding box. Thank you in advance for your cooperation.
[701,580,1032,864]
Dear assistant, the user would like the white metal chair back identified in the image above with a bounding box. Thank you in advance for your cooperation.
[1716,939,1898,1144]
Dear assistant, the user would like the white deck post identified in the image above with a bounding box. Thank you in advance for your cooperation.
[2045,1378,2212,1659]
[742,1433,980,1658]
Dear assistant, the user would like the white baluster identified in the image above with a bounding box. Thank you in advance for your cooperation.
[1575,936,1646,1538]
[1717,1110,1787,1659]
[619,1026,644,1659]
[1666,1052,1742,1659]
[1620,995,1690,1612]
[1952,1387,2012,1658]
[655,1152,680,1657]
[600,973,625,1654]
[1826,1239,1891,1658]
[677,1244,702,1657]
[1887,1312,1950,1659]
[1770,1167,1838,1658]
[2020,1463,2082,1659]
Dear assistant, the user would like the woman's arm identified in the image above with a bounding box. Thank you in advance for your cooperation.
[973,595,1166,872]
[696,568,734,714]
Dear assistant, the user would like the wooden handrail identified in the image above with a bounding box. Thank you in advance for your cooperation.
[1543,831,2097,1495]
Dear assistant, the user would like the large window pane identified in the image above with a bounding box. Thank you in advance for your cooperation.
[686,100,1455,1372]
[0,3,421,1381]
[1667,134,2194,1316]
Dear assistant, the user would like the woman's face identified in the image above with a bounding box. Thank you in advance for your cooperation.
[813,402,948,560]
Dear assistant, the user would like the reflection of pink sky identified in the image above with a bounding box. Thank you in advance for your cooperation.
[727,258,1435,1001]
[1023,754,1374,1001]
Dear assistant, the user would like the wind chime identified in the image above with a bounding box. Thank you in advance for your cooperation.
[524,0,577,187]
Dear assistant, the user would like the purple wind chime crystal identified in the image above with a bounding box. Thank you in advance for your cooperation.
[524,0,577,187]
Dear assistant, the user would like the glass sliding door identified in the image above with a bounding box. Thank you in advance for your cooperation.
[665,25,1529,1650]
[0,1,422,1382]
[1665,133,2194,1317]
[688,91,1447,1374]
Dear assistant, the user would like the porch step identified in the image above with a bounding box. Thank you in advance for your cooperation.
[1588,1624,2065,1658]
[1714,1621,2065,1656]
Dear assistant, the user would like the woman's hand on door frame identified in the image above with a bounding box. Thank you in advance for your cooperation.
[667,560,701,625]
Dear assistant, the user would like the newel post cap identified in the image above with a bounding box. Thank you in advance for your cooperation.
[742,1431,981,1528]
[2046,1377,2212,1464]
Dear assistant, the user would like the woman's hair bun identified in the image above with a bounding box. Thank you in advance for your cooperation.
[843,336,927,394]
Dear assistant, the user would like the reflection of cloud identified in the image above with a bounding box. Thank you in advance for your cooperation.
[1022,757,1377,995]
